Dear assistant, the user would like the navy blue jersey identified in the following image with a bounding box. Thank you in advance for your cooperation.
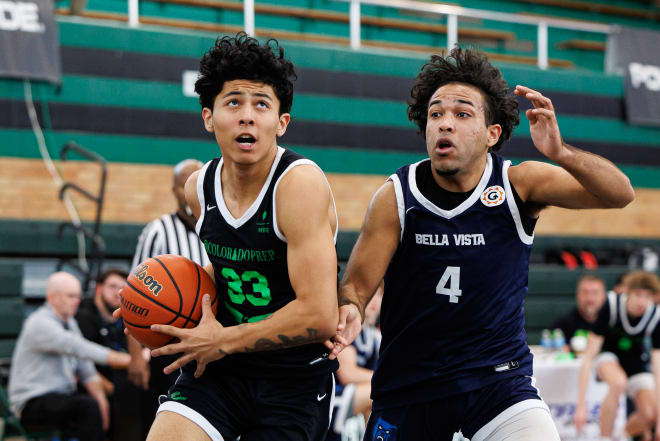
[592,291,660,375]
[194,146,338,377]
[373,153,534,407]
[353,325,381,372]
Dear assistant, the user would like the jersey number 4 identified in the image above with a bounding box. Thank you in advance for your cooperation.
[436,266,462,303]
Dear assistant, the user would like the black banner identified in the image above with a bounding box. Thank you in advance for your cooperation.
[0,0,60,83]
[607,27,660,127]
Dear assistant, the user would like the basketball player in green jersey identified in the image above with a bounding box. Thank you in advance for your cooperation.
[121,33,340,441]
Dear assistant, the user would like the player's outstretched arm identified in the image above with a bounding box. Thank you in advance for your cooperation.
[574,332,603,434]
[510,85,634,212]
[151,165,338,377]
[330,181,400,358]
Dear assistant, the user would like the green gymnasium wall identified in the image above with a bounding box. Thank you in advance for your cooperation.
[1,18,660,188]
[55,0,660,70]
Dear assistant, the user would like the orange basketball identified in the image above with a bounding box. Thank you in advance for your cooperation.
[119,254,217,349]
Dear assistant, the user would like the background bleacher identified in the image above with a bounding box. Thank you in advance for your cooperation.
[1,0,660,350]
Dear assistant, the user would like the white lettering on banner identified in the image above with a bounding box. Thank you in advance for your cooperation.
[629,62,660,92]
[0,1,45,33]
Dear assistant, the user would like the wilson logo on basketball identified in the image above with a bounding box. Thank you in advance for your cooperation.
[132,264,163,296]
[120,295,150,317]
[480,185,506,207]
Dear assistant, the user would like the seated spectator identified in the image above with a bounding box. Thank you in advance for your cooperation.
[551,274,607,354]
[76,268,129,394]
[76,268,143,441]
[575,271,660,441]
[327,283,383,441]
[8,271,131,441]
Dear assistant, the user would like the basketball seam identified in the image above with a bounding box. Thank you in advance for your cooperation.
[180,261,201,329]
[153,256,185,317]
[124,280,199,325]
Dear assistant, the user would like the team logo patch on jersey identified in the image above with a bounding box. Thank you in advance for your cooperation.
[481,185,505,207]
[372,417,397,441]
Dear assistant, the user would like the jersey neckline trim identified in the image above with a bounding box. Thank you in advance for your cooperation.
[502,160,534,245]
[194,160,212,236]
[408,154,493,219]
[214,146,284,229]
[619,293,655,335]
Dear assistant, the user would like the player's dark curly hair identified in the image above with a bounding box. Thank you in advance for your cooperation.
[195,32,296,114]
[407,47,519,151]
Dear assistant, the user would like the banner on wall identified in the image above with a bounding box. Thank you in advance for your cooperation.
[0,0,61,83]
[606,27,660,127]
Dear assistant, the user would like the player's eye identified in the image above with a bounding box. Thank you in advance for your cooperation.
[227,99,239,107]
[430,111,441,118]
[256,101,268,109]
[457,111,470,118]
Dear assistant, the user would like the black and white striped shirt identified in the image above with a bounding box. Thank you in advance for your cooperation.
[132,212,210,269]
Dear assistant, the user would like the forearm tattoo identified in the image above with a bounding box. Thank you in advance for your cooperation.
[241,328,320,353]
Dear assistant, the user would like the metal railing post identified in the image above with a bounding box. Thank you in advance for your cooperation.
[350,0,361,50]
[128,0,139,27]
[244,0,255,36]
[447,14,457,52]
[537,21,548,70]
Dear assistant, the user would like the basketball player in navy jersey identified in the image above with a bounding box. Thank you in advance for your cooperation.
[575,271,660,441]
[117,33,340,441]
[328,47,635,440]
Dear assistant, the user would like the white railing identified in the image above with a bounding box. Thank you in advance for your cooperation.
[126,0,613,69]
[336,0,613,69]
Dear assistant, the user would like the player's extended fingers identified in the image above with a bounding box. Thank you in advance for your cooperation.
[525,108,538,124]
[323,338,335,351]
[151,340,184,357]
[113,308,122,320]
[200,294,214,322]
[164,354,195,375]
[194,361,207,378]
[529,108,556,120]
[151,323,182,338]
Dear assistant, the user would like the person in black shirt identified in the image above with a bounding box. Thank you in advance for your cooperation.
[77,268,142,441]
[551,274,607,354]
[575,271,660,441]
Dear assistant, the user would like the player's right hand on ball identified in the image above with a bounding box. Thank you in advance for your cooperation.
[325,303,363,360]
[150,294,227,378]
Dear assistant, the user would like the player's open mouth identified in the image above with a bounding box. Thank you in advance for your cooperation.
[236,134,257,150]
[435,139,455,154]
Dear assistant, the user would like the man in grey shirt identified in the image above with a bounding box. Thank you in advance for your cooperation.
[8,271,131,441]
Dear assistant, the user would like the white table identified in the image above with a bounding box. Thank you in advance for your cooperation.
[533,351,626,441]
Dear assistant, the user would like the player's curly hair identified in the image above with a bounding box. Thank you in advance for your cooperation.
[407,47,519,151]
[195,32,296,114]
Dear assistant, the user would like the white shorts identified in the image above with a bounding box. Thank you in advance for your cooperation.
[594,352,655,398]
[471,401,560,441]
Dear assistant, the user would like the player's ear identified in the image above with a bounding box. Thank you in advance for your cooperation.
[486,123,502,149]
[277,113,291,137]
[202,108,214,133]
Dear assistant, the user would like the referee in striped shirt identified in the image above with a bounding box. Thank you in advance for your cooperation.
[131,159,210,269]
[128,158,209,439]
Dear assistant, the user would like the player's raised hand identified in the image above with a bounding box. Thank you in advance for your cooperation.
[326,304,363,360]
[514,85,565,162]
[150,294,227,378]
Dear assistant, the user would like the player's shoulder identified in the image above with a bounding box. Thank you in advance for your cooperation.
[276,160,328,196]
